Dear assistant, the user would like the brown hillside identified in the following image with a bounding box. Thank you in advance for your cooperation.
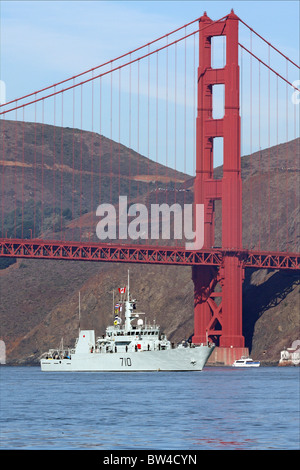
[1,120,186,218]
[0,120,299,364]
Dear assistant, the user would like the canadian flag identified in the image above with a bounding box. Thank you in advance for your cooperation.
[118,287,126,294]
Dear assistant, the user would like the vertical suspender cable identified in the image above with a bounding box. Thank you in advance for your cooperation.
[267,46,271,250]
[184,28,187,207]
[286,60,289,251]
[118,68,121,199]
[294,96,297,251]
[34,97,37,238]
[258,62,261,251]
[110,62,113,205]
[147,45,150,215]
[137,59,140,201]
[276,75,279,252]
[99,77,102,206]
[91,72,94,233]
[14,105,18,238]
[21,108,25,239]
[129,55,132,203]
[174,41,177,208]
[53,89,56,237]
[249,31,253,249]
[72,80,75,241]
[60,92,64,237]
[156,52,159,209]
[80,84,83,241]
[1,117,5,237]
[165,36,168,205]
[41,100,44,236]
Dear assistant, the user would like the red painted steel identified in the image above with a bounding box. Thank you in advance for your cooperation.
[192,11,244,347]
[0,238,299,270]
[0,238,223,265]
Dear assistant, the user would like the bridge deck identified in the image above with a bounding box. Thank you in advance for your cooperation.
[0,238,298,270]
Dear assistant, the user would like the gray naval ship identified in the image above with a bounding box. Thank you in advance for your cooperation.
[40,272,215,372]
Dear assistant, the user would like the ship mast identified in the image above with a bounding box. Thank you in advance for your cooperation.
[127,269,130,301]
[78,291,81,335]
[125,269,131,332]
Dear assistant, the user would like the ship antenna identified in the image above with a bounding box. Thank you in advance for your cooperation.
[127,269,130,301]
[78,291,81,334]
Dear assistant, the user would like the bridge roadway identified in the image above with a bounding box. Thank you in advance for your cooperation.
[0,238,299,271]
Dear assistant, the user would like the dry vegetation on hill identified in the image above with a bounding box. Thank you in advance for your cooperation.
[0,120,299,364]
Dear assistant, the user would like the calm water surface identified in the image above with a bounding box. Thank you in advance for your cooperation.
[0,366,299,450]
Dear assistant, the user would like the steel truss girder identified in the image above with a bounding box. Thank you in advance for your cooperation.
[0,239,299,270]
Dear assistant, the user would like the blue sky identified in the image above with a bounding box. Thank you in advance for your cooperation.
[1,1,299,99]
[0,1,299,173]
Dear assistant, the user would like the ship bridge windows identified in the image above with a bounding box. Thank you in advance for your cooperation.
[141,330,159,336]
[125,329,160,336]
[115,341,131,346]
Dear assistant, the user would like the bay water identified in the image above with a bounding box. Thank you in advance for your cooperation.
[0,366,299,450]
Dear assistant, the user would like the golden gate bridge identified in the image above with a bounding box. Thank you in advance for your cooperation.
[0,10,299,361]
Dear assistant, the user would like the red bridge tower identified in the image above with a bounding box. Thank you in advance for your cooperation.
[192,11,246,355]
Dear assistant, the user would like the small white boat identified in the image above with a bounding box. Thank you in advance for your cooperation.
[232,356,260,367]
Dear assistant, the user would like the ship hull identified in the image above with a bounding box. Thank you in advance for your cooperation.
[40,345,215,372]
